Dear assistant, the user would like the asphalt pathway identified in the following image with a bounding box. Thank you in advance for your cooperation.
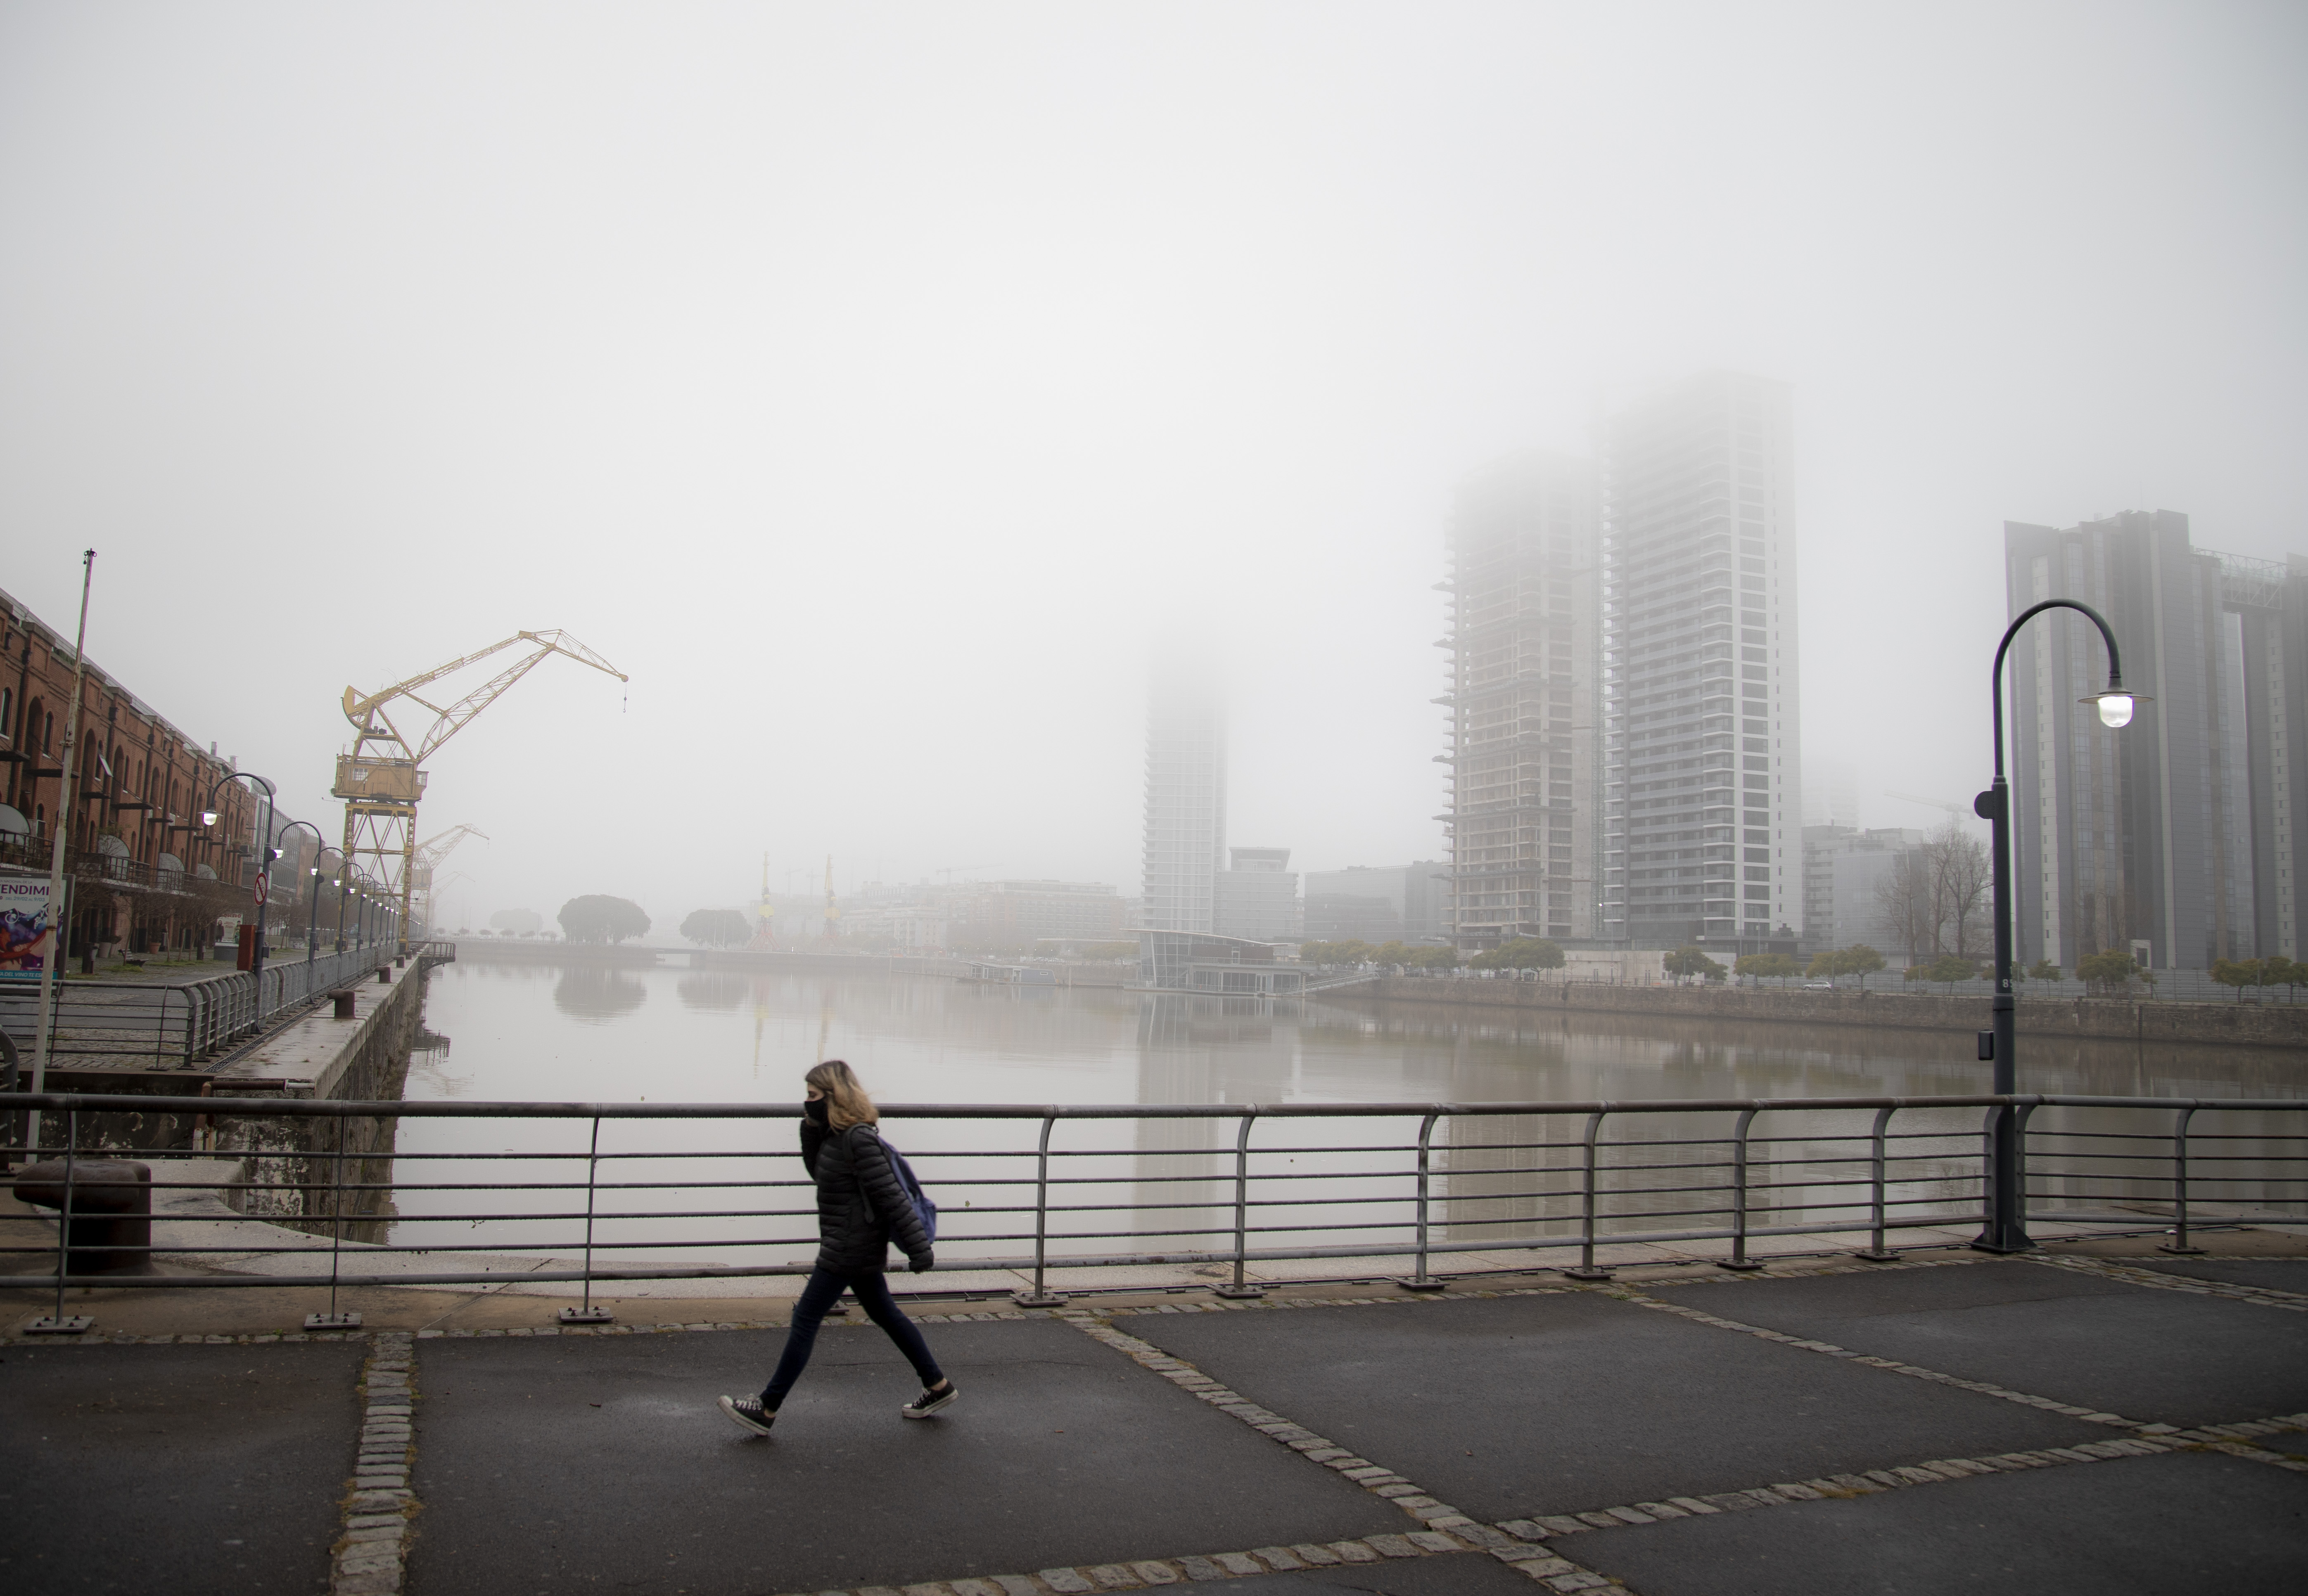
[2,1253,2303,1596]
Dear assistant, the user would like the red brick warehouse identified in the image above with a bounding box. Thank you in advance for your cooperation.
[1,581,286,957]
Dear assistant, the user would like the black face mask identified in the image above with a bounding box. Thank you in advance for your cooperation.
[803,1097,829,1126]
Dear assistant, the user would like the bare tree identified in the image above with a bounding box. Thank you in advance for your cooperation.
[1874,822,1990,963]
[1875,852,1936,962]
[1931,824,1990,958]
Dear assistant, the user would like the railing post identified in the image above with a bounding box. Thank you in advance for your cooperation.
[306,1107,361,1329]
[28,1108,92,1333]
[1719,1107,1765,1270]
[1563,1109,1613,1281]
[1215,1110,1265,1299]
[1856,1105,1899,1261]
[2159,1105,2206,1255]
[1396,1111,1447,1293]
[560,1116,614,1323]
[1011,1113,1066,1307]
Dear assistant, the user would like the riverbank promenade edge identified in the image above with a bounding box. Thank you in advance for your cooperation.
[5,1229,2305,1596]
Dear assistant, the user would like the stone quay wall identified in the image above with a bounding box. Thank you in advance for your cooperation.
[1342,976,2308,1051]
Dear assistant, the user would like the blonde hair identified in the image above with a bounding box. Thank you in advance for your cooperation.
[805,1059,878,1130]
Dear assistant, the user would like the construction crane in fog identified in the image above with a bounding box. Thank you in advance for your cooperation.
[334,631,626,949]
[406,825,490,935]
[1884,790,1975,824]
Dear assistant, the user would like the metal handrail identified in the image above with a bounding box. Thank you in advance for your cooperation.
[4,1092,2300,1306]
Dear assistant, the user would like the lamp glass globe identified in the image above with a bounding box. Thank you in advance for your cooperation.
[2097,693,2135,729]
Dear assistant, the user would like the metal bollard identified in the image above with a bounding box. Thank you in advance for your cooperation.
[330,989,357,1020]
[375,966,390,984]
[16,1156,153,1288]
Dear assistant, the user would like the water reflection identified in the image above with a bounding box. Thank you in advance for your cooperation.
[392,960,2301,1265]
[677,972,750,1011]
[553,966,649,1022]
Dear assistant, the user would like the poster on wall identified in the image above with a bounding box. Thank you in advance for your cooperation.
[1,878,57,979]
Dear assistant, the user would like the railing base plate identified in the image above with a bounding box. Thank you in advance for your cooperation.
[24,1315,92,1335]
[1560,1267,1614,1282]
[304,1312,363,1330]
[1393,1277,1448,1293]
[1011,1289,1068,1307]
[2156,1243,2208,1256]
[1212,1282,1266,1299]
[1853,1249,1900,1262]
[558,1306,615,1324]
[1715,1259,1767,1272]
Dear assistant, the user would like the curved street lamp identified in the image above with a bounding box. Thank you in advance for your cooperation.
[1973,599,2146,1254]
[275,820,328,966]
[202,771,277,980]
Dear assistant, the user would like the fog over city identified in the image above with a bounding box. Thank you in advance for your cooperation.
[3,2,2302,933]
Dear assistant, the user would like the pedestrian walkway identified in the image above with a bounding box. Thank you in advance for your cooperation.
[4,1248,2303,1596]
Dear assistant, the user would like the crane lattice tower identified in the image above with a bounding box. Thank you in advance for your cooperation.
[334,631,626,947]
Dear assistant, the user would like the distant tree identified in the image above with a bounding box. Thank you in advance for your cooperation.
[557,895,652,945]
[1735,952,1801,981]
[489,907,543,936]
[1663,945,1726,981]
[1405,945,1462,971]
[679,908,752,948]
[1473,938,1565,971]
[2077,947,2143,995]
[2027,957,2063,983]
[1806,945,1886,983]
[1300,940,1375,967]
[1911,952,1981,987]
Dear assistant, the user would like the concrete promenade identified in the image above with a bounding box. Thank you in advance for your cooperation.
[4,1236,2303,1596]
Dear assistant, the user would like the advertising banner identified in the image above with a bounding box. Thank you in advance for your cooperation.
[1,877,56,980]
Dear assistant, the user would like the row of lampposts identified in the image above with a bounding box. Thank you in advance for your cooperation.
[197,770,399,973]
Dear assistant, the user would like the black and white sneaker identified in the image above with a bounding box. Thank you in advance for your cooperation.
[901,1381,958,1419]
[717,1395,776,1437]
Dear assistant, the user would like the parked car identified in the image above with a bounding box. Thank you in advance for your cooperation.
[1803,980,1834,990]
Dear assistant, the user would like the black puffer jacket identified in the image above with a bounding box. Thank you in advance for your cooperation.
[800,1120,932,1273]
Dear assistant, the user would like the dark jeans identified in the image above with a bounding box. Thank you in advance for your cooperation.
[761,1266,944,1409]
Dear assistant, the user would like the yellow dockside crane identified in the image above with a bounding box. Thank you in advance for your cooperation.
[333,631,627,950]
[407,824,491,935]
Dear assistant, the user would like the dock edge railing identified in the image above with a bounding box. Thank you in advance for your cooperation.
[2,1092,2302,1328]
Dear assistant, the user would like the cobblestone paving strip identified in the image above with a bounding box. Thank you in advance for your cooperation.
[764,1523,1635,1596]
[1049,1308,1633,1592]
[331,1331,419,1596]
[1617,1288,2169,1429]
[2029,1252,2308,1311]
[1487,1414,2308,1538]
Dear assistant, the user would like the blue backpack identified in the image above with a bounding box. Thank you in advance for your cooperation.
[882,1136,938,1243]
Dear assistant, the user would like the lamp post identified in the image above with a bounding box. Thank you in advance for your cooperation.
[1974,599,2144,1254]
[202,772,277,982]
[275,821,327,966]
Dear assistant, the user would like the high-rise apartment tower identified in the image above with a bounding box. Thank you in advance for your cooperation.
[1599,372,1803,946]
[2006,511,2307,969]
[1439,452,1602,947]
[1141,664,1226,933]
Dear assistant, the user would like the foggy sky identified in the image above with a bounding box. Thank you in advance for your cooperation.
[3,2,2303,934]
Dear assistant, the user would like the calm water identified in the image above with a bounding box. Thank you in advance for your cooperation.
[383,959,2304,1268]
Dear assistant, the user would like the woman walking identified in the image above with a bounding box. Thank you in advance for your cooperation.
[718,1060,954,1436]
